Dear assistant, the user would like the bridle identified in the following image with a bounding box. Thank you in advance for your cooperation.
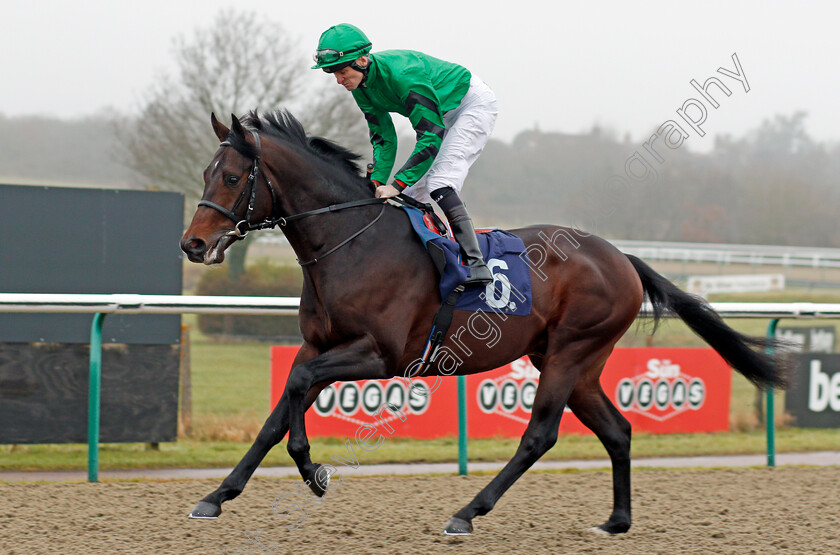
[197,129,386,265]
[197,130,282,239]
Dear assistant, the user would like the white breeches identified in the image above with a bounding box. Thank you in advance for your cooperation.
[403,75,498,204]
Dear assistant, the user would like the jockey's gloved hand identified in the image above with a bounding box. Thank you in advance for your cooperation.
[375,184,401,199]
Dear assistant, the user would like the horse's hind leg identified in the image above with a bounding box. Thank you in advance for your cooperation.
[444,346,609,535]
[567,380,632,534]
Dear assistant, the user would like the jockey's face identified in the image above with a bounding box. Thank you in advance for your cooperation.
[332,57,368,91]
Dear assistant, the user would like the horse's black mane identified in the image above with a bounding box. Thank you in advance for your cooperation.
[227,110,364,177]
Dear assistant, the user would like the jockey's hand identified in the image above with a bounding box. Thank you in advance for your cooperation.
[375,184,401,199]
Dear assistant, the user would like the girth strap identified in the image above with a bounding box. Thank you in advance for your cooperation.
[410,285,465,377]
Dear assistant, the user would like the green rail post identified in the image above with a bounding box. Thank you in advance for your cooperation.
[457,375,468,475]
[88,312,107,482]
[765,318,779,468]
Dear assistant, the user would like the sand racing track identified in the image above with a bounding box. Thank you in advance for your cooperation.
[1,466,838,554]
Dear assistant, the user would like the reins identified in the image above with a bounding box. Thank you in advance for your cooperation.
[296,205,386,266]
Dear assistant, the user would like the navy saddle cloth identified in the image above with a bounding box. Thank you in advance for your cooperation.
[401,205,532,316]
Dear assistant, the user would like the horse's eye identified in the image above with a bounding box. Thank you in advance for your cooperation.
[225,175,240,186]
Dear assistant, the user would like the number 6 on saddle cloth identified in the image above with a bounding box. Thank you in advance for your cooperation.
[398,201,533,375]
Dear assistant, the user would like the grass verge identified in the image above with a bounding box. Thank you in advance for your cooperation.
[1,429,836,473]
[3,290,838,474]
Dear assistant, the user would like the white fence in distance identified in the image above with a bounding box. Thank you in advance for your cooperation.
[613,240,840,270]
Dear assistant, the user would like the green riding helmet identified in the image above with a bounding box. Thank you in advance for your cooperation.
[311,23,372,71]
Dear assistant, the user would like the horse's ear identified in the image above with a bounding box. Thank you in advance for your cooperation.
[230,113,245,137]
[210,112,229,142]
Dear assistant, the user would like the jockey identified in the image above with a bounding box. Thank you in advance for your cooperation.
[312,23,497,286]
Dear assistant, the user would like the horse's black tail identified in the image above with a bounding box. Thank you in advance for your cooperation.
[626,254,789,390]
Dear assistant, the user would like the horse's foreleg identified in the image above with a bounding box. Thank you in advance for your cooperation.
[188,384,327,519]
[284,336,388,496]
[444,360,580,535]
[188,343,320,519]
[567,383,632,534]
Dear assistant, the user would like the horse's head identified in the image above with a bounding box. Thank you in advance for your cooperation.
[180,113,277,264]
[182,109,372,265]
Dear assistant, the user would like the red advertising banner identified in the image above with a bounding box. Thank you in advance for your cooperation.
[270,346,456,439]
[270,346,731,438]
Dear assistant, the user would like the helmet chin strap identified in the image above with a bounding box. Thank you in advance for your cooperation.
[352,58,371,87]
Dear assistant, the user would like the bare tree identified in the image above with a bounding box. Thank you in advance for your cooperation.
[300,82,370,156]
[117,10,304,200]
[116,9,369,278]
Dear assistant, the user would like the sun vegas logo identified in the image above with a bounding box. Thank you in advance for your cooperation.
[615,358,706,421]
[477,359,540,424]
[312,380,431,424]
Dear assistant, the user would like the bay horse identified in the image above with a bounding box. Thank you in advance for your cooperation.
[180,110,788,535]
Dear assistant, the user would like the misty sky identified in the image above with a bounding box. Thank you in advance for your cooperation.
[2,1,837,149]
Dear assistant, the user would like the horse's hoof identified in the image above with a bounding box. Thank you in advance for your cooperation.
[188,501,222,519]
[443,517,473,535]
[307,464,329,497]
[589,520,630,535]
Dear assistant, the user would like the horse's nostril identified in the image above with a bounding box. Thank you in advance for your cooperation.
[181,236,206,257]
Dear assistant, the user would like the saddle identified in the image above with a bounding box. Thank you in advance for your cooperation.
[390,194,533,375]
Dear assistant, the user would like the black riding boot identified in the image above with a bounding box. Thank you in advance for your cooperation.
[431,187,493,286]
